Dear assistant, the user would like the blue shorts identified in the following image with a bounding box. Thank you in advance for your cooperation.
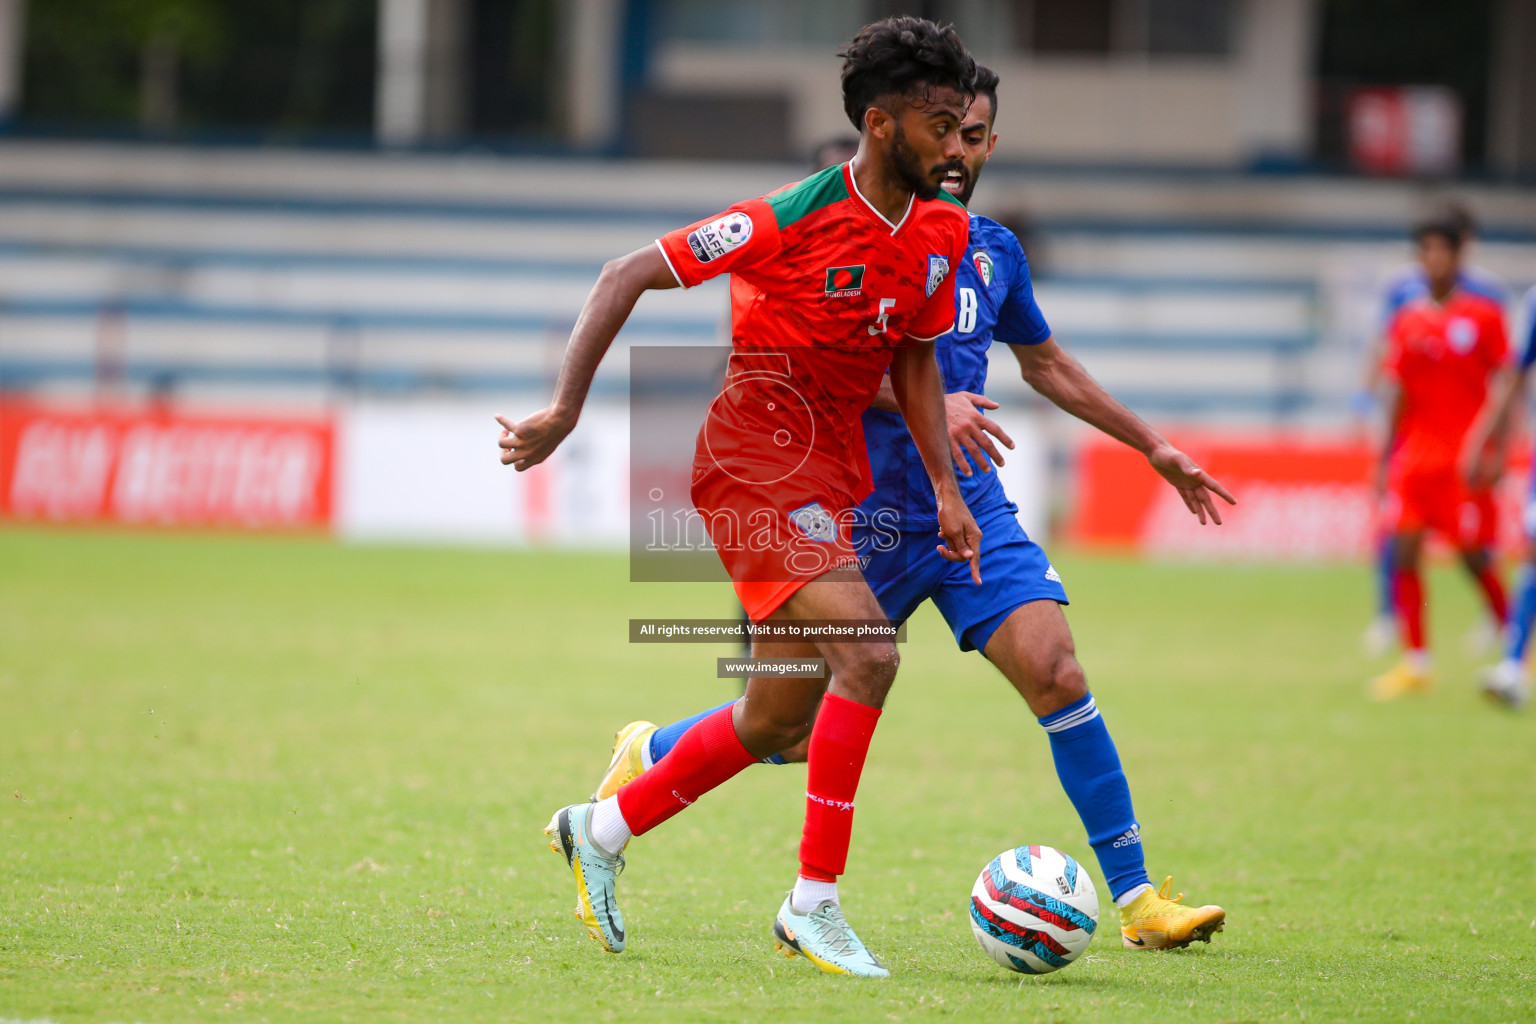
[854,501,1069,654]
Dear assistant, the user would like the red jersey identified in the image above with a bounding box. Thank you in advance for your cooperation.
[657,161,969,500]
[1383,289,1509,475]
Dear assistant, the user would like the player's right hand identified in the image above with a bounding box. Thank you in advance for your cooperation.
[1462,443,1505,492]
[947,391,1014,477]
[1147,444,1237,526]
[496,408,574,471]
[935,489,983,584]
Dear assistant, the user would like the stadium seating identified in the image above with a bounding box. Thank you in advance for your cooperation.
[1,141,1533,423]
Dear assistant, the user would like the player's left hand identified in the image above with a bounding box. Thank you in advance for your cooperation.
[935,489,984,584]
[946,391,1014,477]
[1147,444,1237,526]
[496,408,574,471]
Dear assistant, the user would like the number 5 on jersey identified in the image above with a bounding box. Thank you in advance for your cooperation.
[868,298,896,336]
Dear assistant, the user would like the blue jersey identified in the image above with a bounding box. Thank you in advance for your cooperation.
[1517,286,1536,370]
[859,215,1051,527]
[1381,265,1507,328]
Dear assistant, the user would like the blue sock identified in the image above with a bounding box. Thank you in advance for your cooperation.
[1039,694,1150,902]
[649,701,736,763]
[650,700,792,765]
[1508,563,1536,661]
[1377,537,1396,617]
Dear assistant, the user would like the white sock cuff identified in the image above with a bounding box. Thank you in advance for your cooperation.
[1040,696,1100,734]
[1114,882,1153,908]
[791,876,839,913]
[588,796,632,857]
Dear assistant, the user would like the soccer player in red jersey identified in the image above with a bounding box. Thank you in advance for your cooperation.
[1359,203,1509,656]
[497,18,982,975]
[1371,214,1512,700]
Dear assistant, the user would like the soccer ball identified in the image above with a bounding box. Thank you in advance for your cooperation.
[969,845,1098,974]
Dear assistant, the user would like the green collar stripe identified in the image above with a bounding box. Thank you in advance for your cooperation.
[937,189,966,210]
[767,163,850,230]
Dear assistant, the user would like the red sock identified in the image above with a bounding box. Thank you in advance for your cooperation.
[799,693,881,882]
[1394,567,1425,651]
[1475,566,1509,625]
[615,706,756,836]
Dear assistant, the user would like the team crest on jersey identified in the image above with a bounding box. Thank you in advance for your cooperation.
[687,212,753,263]
[926,254,950,297]
[972,250,994,286]
[789,502,838,543]
[824,264,865,298]
[1447,316,1477,354]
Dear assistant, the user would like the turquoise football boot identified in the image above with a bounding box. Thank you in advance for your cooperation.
[772,895,890,977]
[544,803,626,952]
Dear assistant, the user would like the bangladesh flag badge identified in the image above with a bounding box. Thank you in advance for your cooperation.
[824,264,865,298]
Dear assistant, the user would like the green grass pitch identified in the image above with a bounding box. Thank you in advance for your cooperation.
[2,527,1533,1023]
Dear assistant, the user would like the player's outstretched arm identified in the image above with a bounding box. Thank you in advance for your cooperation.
[497,245,679,471]
[1012,336,1236,525]
[891,340,983,582]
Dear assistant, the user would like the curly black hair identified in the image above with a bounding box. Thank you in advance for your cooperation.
[839,16,977,131]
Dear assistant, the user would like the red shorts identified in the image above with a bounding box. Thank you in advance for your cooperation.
[1382,465,1497,548]
[690,462,862,622]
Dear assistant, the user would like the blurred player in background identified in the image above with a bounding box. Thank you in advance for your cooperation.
[1470,284,1536,709]
[595,66,1233,952]
[1369,214,1512,700]
[499,17,982,977]
[1361,203,1509,655]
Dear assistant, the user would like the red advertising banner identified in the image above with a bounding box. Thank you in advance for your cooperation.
[1347,86,1461,177]
[0,402,334,531]
[1071,434,1528,560]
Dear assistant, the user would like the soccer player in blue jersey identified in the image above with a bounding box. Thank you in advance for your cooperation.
[594,67,1234,951]
[1472,284,1536,709]
[1361,204,1510,655]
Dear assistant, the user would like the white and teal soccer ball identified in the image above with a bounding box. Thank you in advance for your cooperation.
[969,845,1098,974]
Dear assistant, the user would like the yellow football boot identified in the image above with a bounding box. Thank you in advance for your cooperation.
[1120,876,1225,950]
[1368,660,1434,701]
[591,720,656,802]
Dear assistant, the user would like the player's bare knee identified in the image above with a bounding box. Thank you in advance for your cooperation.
[737,707,814,758]
[777,736,811,764]
[763,719,814,753]
[1031,652,1088,715]
[735,691,817,751]
[1390,534,1420,570]
[832,643,899,707]
[1050,655,1088,703]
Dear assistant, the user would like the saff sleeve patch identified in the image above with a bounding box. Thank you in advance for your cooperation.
[687,212,754,263]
